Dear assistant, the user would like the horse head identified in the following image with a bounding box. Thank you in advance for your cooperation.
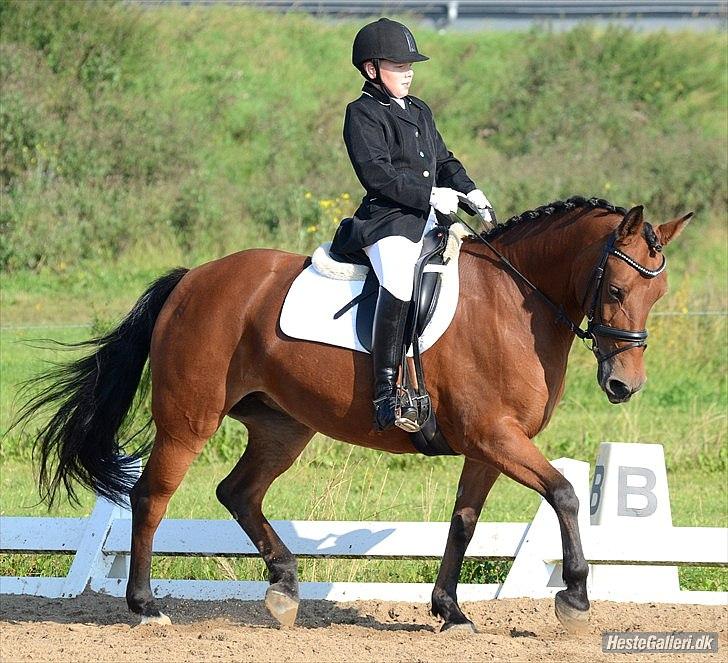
[587,205,693,403]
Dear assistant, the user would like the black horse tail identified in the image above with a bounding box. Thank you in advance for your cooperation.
[14,268,189,507]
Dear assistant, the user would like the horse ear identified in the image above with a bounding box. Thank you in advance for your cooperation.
[655,212,693,247]
[616,205,644,240]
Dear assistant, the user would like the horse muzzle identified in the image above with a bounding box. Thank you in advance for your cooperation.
[598,363,645,404]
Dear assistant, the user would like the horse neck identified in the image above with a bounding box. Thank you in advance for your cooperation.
[476,210,617,323]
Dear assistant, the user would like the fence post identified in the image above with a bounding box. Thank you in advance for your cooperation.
[62,458,141,597]
[60,497,118,597]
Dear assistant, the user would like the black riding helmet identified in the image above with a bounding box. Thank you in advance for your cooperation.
[352,18,429,87]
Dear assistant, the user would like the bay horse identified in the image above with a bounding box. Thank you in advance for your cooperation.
[18,197,691,633]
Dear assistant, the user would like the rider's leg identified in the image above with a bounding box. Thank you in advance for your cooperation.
[364,234,423,431]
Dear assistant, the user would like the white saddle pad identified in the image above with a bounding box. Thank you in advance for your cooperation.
[280,224,471,355]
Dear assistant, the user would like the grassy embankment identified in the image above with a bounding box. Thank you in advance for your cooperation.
[1,2,725,590]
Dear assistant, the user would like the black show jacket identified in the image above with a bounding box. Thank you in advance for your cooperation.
[331,81,476,255]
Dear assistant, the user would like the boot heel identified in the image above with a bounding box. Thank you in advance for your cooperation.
[373,395,397,431]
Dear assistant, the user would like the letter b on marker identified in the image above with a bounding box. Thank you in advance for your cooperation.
[589,463,659,518]
[617,466,657,517]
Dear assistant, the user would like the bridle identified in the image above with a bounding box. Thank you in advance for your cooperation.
[451,210,667,365]
[575,231,666,362]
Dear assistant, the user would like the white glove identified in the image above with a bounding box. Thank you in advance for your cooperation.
[467,189,494,223]
[429,187,459,215]
[466,189,492,210]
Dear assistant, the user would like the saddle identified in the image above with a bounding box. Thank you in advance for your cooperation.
[330,224,458,457]
[280,197,492,458]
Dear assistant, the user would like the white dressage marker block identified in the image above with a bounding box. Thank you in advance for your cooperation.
[589,442,680,601]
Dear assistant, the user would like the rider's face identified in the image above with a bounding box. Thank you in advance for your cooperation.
[364,60,414,98]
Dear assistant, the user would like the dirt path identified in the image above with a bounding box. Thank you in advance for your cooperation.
[0,593,725,662]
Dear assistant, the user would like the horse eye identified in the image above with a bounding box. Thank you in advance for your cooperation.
[608,284,623,301]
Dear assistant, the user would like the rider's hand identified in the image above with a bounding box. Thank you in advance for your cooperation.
[466,188,494,223]
[466,189,492,210]
[429,187,459,215]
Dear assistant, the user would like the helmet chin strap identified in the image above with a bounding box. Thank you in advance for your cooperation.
[372,59,397,99]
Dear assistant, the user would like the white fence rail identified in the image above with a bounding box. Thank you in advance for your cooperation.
[1,456,726,605]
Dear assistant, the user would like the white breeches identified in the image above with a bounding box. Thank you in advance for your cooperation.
[363,209,437,302]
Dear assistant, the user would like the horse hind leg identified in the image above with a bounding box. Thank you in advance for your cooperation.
[127,427,207,624]
[216,397,315,628]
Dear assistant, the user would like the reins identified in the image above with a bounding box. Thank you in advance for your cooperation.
[448,207,666,364]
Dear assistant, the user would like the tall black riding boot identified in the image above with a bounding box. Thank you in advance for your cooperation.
[371,287,410,431]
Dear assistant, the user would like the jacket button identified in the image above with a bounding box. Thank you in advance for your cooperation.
[423,170,430,177]
[419,151,425,157]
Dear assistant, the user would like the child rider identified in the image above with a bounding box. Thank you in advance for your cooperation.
[330,18,493,432]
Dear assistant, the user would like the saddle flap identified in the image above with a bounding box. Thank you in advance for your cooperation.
[355,270,380,351]
[355,225,449,353]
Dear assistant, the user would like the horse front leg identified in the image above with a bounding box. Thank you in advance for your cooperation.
[479,424,590,633]
[431,458,500,633]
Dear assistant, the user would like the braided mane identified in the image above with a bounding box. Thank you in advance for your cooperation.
[480,195,665,253]
[481,196,628,241]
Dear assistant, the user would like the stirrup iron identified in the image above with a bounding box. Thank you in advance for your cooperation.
[395,385,422,433]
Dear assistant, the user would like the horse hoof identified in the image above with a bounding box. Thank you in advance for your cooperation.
[555,592,589,634]
[140,611,172,626]
[440,620,477,634]
[265,588,299,628]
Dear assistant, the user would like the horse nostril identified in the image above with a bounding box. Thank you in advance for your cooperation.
[607,379,631,399]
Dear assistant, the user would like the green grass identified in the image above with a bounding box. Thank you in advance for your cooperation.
[3,218,725,471]
[1,1,726,270]
[1,217,725,592]
[1,218,724,596]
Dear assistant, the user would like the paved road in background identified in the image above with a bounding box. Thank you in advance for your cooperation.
[130,1,727,31]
